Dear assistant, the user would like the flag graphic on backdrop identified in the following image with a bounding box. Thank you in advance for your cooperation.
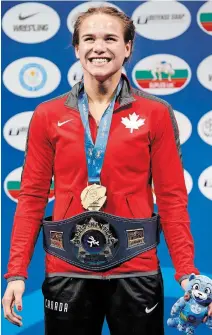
[132,54,191,95]
[6,181,55,201]
[200,12,212,32]
[4,167,54,203]
[134,68,189,89]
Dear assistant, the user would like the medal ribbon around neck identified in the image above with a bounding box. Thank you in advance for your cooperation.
[78,79,122,184]
[78,78,122,211]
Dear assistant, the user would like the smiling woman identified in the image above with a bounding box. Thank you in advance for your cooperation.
[72,7,135,62]
[2,5,204,335]
[72,7,134,123]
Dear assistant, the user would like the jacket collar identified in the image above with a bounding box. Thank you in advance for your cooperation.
[64,73,136,111]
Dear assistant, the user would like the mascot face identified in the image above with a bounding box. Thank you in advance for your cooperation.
[186,274,212,305]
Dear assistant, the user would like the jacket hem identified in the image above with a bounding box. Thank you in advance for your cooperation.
[45,270,160,279]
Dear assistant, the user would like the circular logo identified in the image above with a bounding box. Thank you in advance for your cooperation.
[152,169,193,204]
[19,63,47,91]
[4,167,55,203]
[67,2,122,34]
[3,111,33,151]
[67,60,127,87]
[70,216,118,265]
[174,110,192,144]
[82,229,106,254]
[197,2,212,36]
[132,1,191,40]
[132,54,191,95]
[197,55,212,91]
[198,166,212,201]
[197,110,212,146]
[2,2,60,43]
[3,57,61,97]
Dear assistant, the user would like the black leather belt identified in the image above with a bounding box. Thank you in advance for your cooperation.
[42,211,160,271]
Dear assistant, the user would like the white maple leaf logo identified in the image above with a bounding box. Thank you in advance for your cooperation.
[121,112,145,133]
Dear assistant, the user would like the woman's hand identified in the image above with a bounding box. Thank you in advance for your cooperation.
[2,280,25,327]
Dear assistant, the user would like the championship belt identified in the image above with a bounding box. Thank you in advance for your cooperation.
[43,212,160,271]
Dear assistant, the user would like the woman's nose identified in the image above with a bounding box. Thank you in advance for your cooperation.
[93,39,106,53]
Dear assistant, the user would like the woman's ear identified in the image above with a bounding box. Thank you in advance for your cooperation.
[125,40,132,59]
[75,46,80,59]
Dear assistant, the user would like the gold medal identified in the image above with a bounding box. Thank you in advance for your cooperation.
[87,196,107,211]
[81,184,107,211]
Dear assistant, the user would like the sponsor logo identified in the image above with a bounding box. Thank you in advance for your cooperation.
[4,167,55,203]
[19,63,47,91]
[45,299,68,312]
[3,57,61,98]
[67,2,122,34]
[174,110,192,144]
[145,303,158,314]
[67,60,126,87]
[132,54,191,95]
[198,166,212,201]
[2,2,60,43]
[3,112,33,151]
[197,110,212,146]
[197,55,212,92]
[197,2,212,36]
[58,120,72,127]
[152,169,193,204]
[19,12,39,21]
[132,1,191,40]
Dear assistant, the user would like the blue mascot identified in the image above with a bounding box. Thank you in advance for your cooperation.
[167,274,212,334]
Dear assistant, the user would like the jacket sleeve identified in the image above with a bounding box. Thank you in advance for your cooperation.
[4,103,54,280]
[150,103,199,282]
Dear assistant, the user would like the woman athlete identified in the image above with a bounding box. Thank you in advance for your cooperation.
[2,6,212,335]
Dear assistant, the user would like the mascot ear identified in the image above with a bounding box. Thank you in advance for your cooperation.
[189,273,196,281]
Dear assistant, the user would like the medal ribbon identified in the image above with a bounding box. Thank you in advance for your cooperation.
[78,79,122,184]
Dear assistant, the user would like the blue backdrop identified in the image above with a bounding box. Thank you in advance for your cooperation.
[1,1,212,334]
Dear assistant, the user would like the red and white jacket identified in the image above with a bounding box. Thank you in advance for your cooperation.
[4,75,199,282]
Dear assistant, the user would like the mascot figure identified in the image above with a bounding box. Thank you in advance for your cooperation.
[167,274,212,334]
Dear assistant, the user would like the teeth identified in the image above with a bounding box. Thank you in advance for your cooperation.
[91,58,109,64]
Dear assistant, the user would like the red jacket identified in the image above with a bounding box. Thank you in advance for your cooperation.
[4,75,199,282]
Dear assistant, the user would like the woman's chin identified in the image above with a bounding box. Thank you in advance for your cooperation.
[88,69,120,82]
[94,74,111,82]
